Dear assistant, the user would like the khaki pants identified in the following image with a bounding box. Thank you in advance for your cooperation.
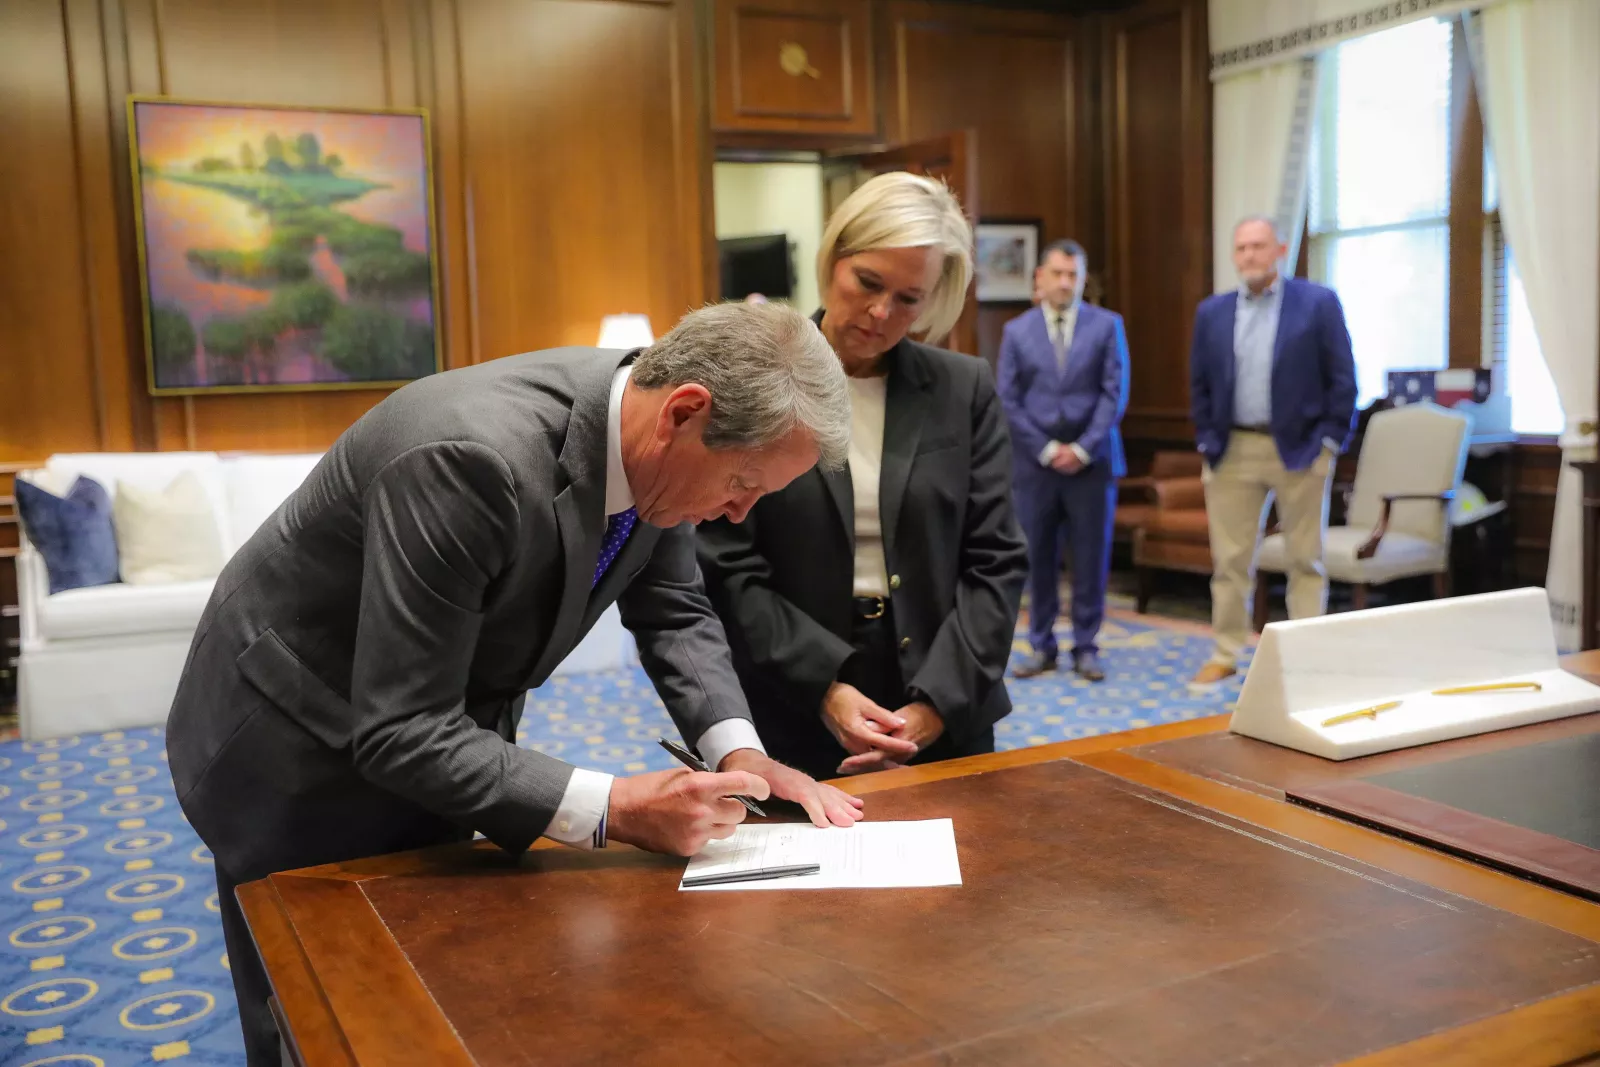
[1203,431,1333,668]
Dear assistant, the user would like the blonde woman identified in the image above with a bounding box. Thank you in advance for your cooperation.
[697,172,1027,780]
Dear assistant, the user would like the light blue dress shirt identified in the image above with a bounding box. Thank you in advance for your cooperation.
[1231,277,1283,428]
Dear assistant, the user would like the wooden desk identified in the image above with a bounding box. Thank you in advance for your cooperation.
[243,656,1600,1066]
[1131,652,1600,905]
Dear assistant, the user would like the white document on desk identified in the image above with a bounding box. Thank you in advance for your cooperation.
[678,819,961,891]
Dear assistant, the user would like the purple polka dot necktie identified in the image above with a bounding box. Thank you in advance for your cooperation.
[592,506,638,587]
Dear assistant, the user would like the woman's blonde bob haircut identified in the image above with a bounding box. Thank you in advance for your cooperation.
[815,171,974,343]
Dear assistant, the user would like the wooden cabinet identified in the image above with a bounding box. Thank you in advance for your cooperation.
[710,0,876,136]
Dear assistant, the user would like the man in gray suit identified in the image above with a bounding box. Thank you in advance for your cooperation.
[166,302,862,1064]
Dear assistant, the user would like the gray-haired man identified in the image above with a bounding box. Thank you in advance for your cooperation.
[165,302,862,1065]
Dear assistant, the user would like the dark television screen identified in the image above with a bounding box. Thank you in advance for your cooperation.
[719,234,793,301]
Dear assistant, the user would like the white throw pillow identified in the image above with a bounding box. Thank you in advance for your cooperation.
[113,470,226,585]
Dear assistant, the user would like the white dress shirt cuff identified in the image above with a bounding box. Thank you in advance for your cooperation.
[1039,441,1061,467]
[1068,443,1091,466]
[542,768,614,850]
[1321,437,1341,456]
[696,717,767,772]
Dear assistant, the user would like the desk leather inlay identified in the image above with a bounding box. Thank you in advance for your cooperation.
[1358,733,1600,849]
[361,760,1600,1067]
[1131,711,1600,801]
[1290,778,1600,902]
[1287,733,1600,901]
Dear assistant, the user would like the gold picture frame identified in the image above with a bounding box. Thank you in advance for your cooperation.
[127,96,443,396]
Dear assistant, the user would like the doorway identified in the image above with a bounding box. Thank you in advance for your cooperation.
[709,132,980,355]
[713,158,825,312]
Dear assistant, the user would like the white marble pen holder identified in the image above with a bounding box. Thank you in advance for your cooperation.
[1229,588,1600,760]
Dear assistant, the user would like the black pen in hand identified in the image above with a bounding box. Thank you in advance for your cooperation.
[658,738,766,817]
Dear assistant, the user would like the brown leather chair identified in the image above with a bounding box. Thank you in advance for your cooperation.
[1131,453,1209,613]
[1114,451,1202,548]
[1113,481,1155,547]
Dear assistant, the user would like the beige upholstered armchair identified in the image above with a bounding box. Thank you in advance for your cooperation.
[1253,401,1471,628]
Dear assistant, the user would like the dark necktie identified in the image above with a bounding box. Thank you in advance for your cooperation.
[592,507,638,587]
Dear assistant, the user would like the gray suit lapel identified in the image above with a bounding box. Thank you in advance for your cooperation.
[880,344,931,554]
[527,353,626,683]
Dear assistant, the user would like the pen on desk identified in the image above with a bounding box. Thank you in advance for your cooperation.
[1431,681,1543,696]
[1321,700,1404,728]
[658,738,767,817]
[681,864,821,888]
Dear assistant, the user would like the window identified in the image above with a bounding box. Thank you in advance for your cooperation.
[1485,148,1565,435]
[1308,18,1454,409]
[1307,17,1565,435]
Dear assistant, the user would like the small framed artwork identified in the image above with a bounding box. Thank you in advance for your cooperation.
[974,219,1041,303]
[128,97,443,395]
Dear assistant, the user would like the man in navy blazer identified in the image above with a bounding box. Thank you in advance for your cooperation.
[998,239,1129,681]
[1188,216,1357,688]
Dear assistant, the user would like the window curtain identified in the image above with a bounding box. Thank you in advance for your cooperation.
[1211,57,1318,292]
[1469,0,1600,651]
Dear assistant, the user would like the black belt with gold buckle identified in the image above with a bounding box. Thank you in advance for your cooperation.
[852,595,887,620]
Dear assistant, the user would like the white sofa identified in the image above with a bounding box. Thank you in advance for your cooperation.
[18,451,635,741]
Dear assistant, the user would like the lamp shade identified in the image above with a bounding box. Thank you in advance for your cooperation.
[597,314,655,349]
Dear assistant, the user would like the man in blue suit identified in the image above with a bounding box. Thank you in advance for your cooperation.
[1188,216,1357,688]
[998,239,1129,681]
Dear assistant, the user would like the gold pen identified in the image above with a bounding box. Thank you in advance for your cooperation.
[1432,681,1542,696]
[1321,700,1403,727]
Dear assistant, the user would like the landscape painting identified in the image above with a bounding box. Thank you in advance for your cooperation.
[130,99,441,394]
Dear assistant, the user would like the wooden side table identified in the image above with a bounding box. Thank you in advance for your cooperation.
[1574,459,1599,652]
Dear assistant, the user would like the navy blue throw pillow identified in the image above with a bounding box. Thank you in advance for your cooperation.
[16,475,121,594]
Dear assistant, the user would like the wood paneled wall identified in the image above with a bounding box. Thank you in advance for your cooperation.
[0,0,709,467]
[875,0,1213,439]
[2,0,1212,466]
[881,1,1095,369]
[1101,0,1210,448]
[884,2,1091,250]
[0,0,1564,683]
[3,0,1208,701]
[2,0,144,463]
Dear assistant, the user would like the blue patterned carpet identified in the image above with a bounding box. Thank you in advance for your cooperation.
[1,611,1242,1066]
